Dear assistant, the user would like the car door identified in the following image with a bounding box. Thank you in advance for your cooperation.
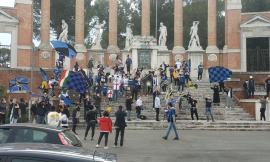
[0,156,7,162]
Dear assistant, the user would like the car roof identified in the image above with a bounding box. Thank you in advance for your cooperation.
[0,143,117,162]
[0,123,64,132]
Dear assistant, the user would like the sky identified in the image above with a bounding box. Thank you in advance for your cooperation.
[0,0,14,45]
[0,0,15,7]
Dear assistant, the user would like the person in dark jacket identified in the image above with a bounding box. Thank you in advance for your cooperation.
[211,84,220,105]
[72,103,80,135]
[248,76,255,98]
[189,97,199,120]
[114,106,127,147]
[36,101,47,124]
[19,98,27,123]
[125,95,133,121]
[0,98,7,125]
[94,93,102,117]
[84,104,97,140]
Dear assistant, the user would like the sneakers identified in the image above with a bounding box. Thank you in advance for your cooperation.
[173,137,179,140]
[162,136,167,140]
[104,146,109,149]
[96,144,100,148]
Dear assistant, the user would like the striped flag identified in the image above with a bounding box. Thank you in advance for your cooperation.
[59,70,70,87]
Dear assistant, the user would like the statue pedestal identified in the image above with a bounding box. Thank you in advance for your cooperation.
[187,49,205,78]
[158,46,168,51]
[89,49,105,66]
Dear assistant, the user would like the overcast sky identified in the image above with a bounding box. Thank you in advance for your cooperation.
[0,0,15,7]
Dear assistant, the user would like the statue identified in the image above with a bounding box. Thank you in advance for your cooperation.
[92,18,106,49]
[188,21,202,50]
[58,19,68,42]
[158,22,167,46]
[125,23,133,49]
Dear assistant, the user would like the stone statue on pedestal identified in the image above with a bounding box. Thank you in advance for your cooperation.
[92,18,106,49]
[125,23,133,49]
[188,21,202,50]
[58,19,68,42]
[158,22,167,46]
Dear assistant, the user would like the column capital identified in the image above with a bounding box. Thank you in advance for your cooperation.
[206,45,219,54]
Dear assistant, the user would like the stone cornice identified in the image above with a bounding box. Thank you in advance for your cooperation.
[15,0,32,5]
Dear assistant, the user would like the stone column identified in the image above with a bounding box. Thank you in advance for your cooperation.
[107,0,119,54]
[74,0,87,65]
[206,0,219,54]
[226,0,242,71]
[172,0,185,54]
[39,0,51,50]
[141,0,150,36]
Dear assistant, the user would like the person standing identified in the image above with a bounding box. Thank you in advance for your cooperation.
[265,76,270,97]
[0,99,6,125]
[125,55,132,74]
[189,97,199,121]
[205,97,214,122]
[260,96,267,121]
[72,103,80,135]
[114,106,127,147]
[248,76,255,98]
[19,98,27,123]
[96,111,112,149]
[178,72,185,92]
[36,101,47,124]
[10,101,20,124]
[162,102,179,140]
[94,93,102,117]
[154,94,161,121]
[175,59,181,70]
[243,80,249,99]
[125,95,133,121]
[30,100,38,123]
[84,104,97,140]
[58,107,69,128]
[135,96,143,120]
[225,87,233,109]
[197,63,203,81]
[132,78,140,101]
[211,84,220,105]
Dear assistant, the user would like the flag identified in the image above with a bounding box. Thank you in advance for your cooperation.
[59,70,70,87]
[208,66,232,83]
[59,70,88,93]
[39,68,49,81]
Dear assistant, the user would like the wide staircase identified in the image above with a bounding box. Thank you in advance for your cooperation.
[70,78,270,131]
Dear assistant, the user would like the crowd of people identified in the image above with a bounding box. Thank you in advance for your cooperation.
[1,56,270,148]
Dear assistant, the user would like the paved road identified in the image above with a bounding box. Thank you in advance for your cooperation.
[76,129,270,162]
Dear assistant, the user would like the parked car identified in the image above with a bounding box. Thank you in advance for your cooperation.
[0,143,117,162]
[0,123,82,147]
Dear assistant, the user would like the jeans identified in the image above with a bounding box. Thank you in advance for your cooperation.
[191,108,199,120]
[72,118,78,133]
[205,107,214,122]
[198,72,202,80]
[114,127,125,146]
[36,115,45,124]
[155,108,160,121]
[260,108,266,121]
[127,110,131,120]
[113,90,119,101]
[178,83,185,92]
[164,122,179,139]
[85,121,96,139]
[97,132,109,146]
[136,106,141,119]
[10,118,18,124]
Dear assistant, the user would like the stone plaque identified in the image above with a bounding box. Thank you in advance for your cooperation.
[208,54,218,62]
[138,49,151,69]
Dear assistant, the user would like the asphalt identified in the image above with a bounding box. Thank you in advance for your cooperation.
[76,129,270,162]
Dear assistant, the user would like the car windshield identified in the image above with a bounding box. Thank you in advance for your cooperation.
[0,128,11,144]
[62,130,82,147]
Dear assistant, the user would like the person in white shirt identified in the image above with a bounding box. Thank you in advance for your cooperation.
[175,59,182,70]
[58,108,69,128]
[155,94,161,121]
[113,75,121,101]
[135,97,143,120]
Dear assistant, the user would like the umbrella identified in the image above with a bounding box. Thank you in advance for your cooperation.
[50,40,77,58]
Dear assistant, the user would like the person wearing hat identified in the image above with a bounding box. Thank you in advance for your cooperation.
[248,76,255,98]
[205,96,214,122]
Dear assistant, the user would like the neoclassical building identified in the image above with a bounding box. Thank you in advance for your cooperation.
[0,0,270,75]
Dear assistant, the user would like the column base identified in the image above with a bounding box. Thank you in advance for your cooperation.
[172,46,186,54]
[107,45,120,54]
[206,45,219,54]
